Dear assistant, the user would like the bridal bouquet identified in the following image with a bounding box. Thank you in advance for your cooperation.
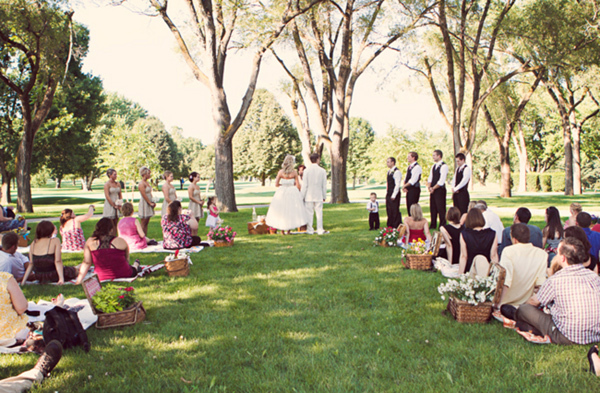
[374,227,399,247]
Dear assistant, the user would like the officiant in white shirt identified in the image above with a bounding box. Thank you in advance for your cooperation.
[301,153,328,235]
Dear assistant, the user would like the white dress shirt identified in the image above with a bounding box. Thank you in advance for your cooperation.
[451,164,471,191]
[406,163,422,186]
[482,209,505,244]
[427,162,449,187]
[366,201,379,213]
[389,167,402,199]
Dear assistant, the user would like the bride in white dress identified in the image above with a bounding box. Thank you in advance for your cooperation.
[266,155,308,234]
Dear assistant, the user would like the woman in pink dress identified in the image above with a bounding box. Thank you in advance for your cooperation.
[404,204,432,244]
[60,205,95,251]
[117,202,148,251]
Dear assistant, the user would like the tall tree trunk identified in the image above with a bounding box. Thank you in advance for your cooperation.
[512,122,528,193]
[56,178,62,188]
[214,137,237,212]
[1,174,11,205]
[16,121,35,212]
[261,174,265,186]
[572,122,582,195]
[499,141,512,198]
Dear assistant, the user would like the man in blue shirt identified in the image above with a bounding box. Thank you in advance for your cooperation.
[498,207,544,257]
[577,212,600,265]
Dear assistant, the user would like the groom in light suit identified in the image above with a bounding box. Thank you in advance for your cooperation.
[301,153,328,235]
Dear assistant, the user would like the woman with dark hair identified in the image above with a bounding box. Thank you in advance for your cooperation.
[60,205,95,251]
[542,206,564,265]
[161,201,201,250]
[459,208,498,274]
[440,207,463,265]
[21,221,78,285]
[187,171,204,228]
[74,218,140,284]
[103,168,123,230]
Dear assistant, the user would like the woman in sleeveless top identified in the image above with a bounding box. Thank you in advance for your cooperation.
[138,166,156,236]
[161,201,201,250]
[403,204,431,244]
[117,202,148,250]
[21,221,78,285]
[161,170,179,217]
[459,208,498,274]
[542,206,564,265]
[0,272,28,341]
[439,207,463,265]
[75,218,140,284]
[103,169,123,231]
[188,172,204,228]
[60,205,94,251]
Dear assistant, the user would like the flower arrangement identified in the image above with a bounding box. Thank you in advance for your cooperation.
[374,227,399,246]
[437,274,496,306]
[92,286,137,313]
[166,250,188,261]
[403,239,431,255]
[208,225,237,243]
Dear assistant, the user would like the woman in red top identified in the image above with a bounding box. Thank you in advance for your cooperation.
[404,204,432,244]
[74,218,140,284]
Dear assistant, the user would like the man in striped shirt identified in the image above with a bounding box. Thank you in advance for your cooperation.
[516,237,600,344]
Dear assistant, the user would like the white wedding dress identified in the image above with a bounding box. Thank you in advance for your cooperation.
[266,178,309,230]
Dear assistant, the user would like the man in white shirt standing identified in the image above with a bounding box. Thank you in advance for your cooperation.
[403,152,422,216]
[451,153,471,214]
[427,149,448,229]
[301,153,328,235]
[385,157,403,228]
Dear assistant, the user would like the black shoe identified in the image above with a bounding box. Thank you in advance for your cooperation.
[500,304,518,321]
[147,239,158,246]
[35,340,63,377]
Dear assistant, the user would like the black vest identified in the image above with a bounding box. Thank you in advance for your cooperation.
[431,162,446,187]
[387,168,398,197]
[455,165,467,189]
[404,163,421,188]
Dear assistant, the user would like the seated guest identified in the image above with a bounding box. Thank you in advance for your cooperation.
[403,204,431,244]
[516,237,600,345]
[498,207,543,256]
[117,202,148,251]
[161,201,201,250]
[498,224,547,310]
[564,202,582,229]
[0,271,28,342]
[0,232,29,281]
[459,201,477,226]
[0,340,63,392]
[439,207,463,265]
[75,218,140,284]
[21,221,77,285]
[459,208,498,274]
[476,200,504,245]
[60,205,95,251]
[542,206,563,265]
[0,189,26,233]
[555,226,597,274]
[576,212,600,268]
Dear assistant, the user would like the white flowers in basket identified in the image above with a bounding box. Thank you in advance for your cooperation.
[165,251,192,264]
[437,274,497,306]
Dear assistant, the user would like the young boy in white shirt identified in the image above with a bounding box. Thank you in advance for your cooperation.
[367,193,380,230]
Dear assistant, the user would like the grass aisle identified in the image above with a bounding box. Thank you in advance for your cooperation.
[1,204,599,392]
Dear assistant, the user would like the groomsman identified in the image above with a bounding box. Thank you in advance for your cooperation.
[403,152,422,216]
[386,157,402,228]
[451,153,471,214]
[427,150,448,229]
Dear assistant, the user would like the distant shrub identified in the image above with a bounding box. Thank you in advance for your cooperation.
[551,173,566,192]
[526,173,540,192]
[539,174,552,192]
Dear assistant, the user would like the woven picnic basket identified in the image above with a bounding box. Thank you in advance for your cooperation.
[447,298,493,323]
[164,257,190,277]
[405,254,432,270]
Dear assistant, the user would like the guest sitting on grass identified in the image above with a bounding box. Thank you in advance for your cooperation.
[403,204,431,244]
[21,221,77,285]
[439,207,463,265]
[498,207,543,256]
[459,208,498,275]
[74,218,140,284]
[0,271,28,342]
[498,224,547,317]
[0,232,29,281]
[564,202,582,229]
[117,202,148,251]
[459,201,477,226]
[0,189,26,233]
[576,212,600,269]
[60,205,95,251]
[549,226,596,276]
[161,201,201,250]
[516,237,600,345]
[542,206,563,265]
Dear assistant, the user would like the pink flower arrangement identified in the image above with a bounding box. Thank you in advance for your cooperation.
[208,225,237,243]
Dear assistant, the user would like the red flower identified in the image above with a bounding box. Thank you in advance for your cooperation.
[119,295,125,299]
[125,287,134,292]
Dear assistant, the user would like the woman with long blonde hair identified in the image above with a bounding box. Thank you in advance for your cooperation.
[265,155,308,235]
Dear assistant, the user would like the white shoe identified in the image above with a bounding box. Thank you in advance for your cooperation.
[317,230,329,235]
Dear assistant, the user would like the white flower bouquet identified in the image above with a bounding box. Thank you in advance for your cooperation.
[437,274,496,306]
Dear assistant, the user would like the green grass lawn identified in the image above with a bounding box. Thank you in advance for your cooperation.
[2,202,600,392]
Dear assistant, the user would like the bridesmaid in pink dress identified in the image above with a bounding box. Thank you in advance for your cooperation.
[404,204,432,244]
[117,202,148,251]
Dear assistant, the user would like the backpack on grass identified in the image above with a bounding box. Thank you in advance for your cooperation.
[43,306,90,352]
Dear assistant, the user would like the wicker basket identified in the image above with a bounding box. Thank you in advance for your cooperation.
[18,235,29,247]
[214,240,234,247]
[447,297,492,323]
[164,257,190,277]
[247,222,269,235]
[405,254,432,270]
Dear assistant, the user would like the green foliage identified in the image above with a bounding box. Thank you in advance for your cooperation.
[347,117,375,186]
[510,173,519,191]
[233,89,300,184]
[171,127,205,179]
[138,117,181,176]
[526,173,540,192]
[92,285,137,313]
[539,173,552,192]
[551,172,566,192]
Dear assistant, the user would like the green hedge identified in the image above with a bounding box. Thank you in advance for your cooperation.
[539,174,552,192]
[511,173,519,190]
[526,173,540,192]
[551,173,566,192]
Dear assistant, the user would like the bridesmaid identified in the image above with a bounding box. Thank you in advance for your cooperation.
[138,166,156,236]
[103,168,123,231]
[161,170,178,218]
[187,172,204,229]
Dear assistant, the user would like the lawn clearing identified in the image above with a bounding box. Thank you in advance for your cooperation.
[2,203,599,392]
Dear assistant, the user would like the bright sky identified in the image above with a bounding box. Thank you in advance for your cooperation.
[72,2,447,145]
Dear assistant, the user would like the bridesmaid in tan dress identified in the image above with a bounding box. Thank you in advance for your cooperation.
[161,171,178,217]
[187,171,204,236]
[138,166,156,236]
[103,169,123,232]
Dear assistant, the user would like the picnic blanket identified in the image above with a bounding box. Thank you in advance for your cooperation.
[23,264,165,285]
[19,242,207,254]
[491,310,551,344]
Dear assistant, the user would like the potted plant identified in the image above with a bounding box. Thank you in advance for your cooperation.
[92,286,138,314]
[438,274,497,323]
[401,239,433,270]
[374,227,399,247]
[208,225,237,247]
